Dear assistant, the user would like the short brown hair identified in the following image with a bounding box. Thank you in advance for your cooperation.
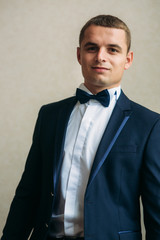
[79,15,131,52]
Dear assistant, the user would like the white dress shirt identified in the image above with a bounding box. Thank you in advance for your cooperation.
[50,84,121,237]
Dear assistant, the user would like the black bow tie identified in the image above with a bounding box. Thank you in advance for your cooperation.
[76,88,110,107]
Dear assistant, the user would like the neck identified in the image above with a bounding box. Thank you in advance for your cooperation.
[84,83,120,94]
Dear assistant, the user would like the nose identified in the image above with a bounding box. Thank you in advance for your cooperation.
[96,48,108,63]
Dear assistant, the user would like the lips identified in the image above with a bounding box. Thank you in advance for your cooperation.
[92,67,109,70]
[91,66,110,72]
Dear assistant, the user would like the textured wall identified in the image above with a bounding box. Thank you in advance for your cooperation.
[0,0,160,238]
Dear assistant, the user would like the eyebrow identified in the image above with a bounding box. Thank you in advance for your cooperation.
[84,42,122,51]
[84,42,98,48]
[108,44,122,51]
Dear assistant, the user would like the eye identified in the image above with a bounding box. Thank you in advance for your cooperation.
[86,46,98,52]
[108,48,119,54]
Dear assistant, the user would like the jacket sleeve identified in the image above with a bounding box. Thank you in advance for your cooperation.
[141,118,160,240]
[1,107,44,240]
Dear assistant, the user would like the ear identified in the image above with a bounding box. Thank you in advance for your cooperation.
[124,51,133,70]
[77,47,81,65]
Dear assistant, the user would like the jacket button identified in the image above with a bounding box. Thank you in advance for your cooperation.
[45,223,49,228]
[51,192,54,197]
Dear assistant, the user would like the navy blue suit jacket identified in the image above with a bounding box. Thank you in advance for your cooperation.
[1,91,160,240]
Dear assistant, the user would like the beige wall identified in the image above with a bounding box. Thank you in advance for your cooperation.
[0,0,160,238]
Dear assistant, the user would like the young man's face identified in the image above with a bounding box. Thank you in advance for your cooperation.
[77,25,133,94]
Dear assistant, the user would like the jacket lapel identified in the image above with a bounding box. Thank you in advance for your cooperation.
[87,91,132,188]
[53,97,77,194]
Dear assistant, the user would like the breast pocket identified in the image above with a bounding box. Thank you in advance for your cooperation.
[119,231,142,240]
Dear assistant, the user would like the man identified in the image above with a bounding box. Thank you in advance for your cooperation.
[1,15,160,240]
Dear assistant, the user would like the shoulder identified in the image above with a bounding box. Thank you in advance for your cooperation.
[33,96,77,130]
[130,99,160,120]
[120,91,160,125]
[39,96,76,115]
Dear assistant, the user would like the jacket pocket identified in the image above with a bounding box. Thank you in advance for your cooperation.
[119,231,142,240]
